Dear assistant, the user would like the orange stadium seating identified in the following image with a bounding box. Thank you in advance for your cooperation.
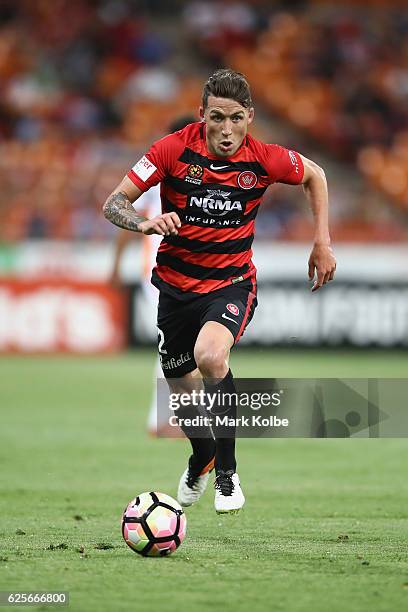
[226,8,408,218]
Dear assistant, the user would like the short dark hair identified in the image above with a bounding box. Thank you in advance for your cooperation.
[202,68,253,109]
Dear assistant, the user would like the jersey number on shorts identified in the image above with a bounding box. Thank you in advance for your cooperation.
[157,327,167,354]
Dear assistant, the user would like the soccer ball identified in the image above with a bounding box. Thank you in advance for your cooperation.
[121,492,187,557]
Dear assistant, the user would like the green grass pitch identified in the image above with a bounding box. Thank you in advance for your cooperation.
[0,349,407,612]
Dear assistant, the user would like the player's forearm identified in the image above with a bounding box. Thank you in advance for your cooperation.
[103,191,147,232]
[302,166,331,245]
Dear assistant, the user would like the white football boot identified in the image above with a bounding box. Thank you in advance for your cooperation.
[214,470,245,514]
[177,455,215,507]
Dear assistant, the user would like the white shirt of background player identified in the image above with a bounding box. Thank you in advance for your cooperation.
[132,183,166,434]
[136,183,161,302]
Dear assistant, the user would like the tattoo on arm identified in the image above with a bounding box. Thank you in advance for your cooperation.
[103,191,147,232]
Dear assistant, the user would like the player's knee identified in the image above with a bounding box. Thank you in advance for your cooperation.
[194,345,228,378]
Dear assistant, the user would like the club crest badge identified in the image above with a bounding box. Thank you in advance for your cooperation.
[227,303,239,316]
[237,171,257,189]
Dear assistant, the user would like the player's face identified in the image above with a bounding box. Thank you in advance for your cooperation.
[200,96,254,158]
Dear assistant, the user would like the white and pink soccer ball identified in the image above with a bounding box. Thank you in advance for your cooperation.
[122,492,187,557]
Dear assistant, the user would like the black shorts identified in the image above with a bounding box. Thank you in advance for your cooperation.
[157,278,257,378]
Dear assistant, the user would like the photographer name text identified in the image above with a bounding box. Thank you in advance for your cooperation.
[169,415,289,428]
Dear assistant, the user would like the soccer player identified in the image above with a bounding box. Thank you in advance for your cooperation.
[103,69,336,513]
[109,116,196,437]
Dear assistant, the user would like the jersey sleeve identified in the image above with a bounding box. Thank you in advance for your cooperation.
[127,133,184,192]
[263,144,304,185]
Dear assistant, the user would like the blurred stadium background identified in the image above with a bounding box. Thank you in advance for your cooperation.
[1,2,407,610]
[0,0,407,355]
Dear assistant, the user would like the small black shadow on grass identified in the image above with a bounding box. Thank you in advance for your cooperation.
[337,534,349,542]
[46,543,69,550]
[94,542,115,550]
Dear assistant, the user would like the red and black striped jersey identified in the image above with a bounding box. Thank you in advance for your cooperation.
[127,121,304,299]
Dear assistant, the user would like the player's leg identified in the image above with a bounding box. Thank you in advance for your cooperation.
[168,370,216,507]
[157,293,215,506]
[193,322,245,513]
[193,280,257,513]
[193,321,236,471]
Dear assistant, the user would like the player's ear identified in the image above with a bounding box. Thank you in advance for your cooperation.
[247,107,254,125]
[199,106,205,121]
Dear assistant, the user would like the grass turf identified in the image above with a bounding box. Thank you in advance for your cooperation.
[0,350,407,612]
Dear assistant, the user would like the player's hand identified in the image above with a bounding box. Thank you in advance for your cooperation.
[308,244,336,292]
[138,213,181,236]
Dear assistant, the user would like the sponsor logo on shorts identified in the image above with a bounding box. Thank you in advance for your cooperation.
[226,303,239,316]
[221,313,239,325]
[161,351,192,370]
[237,171,257,189]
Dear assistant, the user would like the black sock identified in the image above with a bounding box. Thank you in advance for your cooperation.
[204,369,237,473]
[176,404,216,472]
